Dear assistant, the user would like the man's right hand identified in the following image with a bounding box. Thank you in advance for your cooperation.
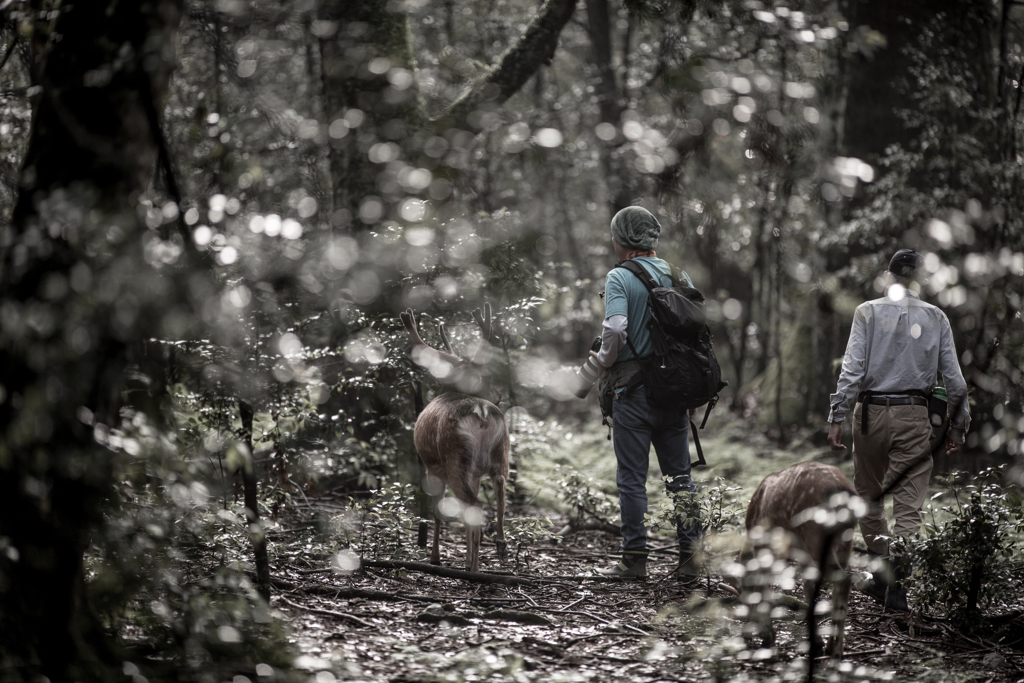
[946,437,962,456]
[828,421,846,451]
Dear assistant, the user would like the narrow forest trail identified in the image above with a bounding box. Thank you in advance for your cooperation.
[263,417,1024,681]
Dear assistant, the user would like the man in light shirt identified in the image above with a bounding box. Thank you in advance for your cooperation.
[827,249,970,611]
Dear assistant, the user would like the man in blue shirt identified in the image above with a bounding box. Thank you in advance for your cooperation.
[589,206,700,581]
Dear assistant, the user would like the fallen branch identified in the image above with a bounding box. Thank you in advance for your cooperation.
[564,632,641,648]
[479,609,553,626]
[532,574,663,583]
[279,580,440,604]
[416,608,552,626]
[359,560,534,586]
[277,596,375,629]
[544,608,651,636]
[416,612,474,626]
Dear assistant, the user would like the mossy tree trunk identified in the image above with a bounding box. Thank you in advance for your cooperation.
[319,0,424,227]
[0,2,183,681]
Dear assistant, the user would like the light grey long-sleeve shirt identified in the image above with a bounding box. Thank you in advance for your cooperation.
[829,290,970,442]
[593,315,627,369]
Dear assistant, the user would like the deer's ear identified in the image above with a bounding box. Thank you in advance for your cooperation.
[439,322,457,356]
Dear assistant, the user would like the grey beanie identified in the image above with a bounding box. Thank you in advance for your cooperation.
[610,206,661,250]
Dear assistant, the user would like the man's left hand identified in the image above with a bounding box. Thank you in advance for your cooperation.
[946,437,962,456]
[828,421,846,451]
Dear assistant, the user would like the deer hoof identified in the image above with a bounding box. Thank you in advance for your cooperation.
[417,521,429,548]
[496,539,508,564]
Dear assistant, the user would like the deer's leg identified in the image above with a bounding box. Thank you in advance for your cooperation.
[802,574,830,658]
[826,573,851,659]
[493,475,508,564]
[825,541,853,658]
[423,472,446,565]
[464,483,483,573]
[466,524,481,573]
[743,589,775,649]
[430,515,442,565]
[452,473,484,573]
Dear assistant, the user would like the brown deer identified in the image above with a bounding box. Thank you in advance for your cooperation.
[735,461,860,659]
[400,305,510,573]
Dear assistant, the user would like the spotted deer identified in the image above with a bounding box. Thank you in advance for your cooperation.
[735,461,860,659]
[400,305,509,573]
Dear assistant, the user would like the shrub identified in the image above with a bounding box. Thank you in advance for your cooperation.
[897,469,1024,626]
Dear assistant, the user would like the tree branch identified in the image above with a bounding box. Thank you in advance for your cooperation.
[0,34,17,74]
[360,559,534,585]
[437,0,577,128]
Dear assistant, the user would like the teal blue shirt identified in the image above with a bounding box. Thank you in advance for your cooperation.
[603,257,693,361]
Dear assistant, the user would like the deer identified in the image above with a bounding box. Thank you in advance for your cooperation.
[729,461,862,659]
[400,304,510,573]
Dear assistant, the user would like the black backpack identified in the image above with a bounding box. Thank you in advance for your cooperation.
[617,259,728,428]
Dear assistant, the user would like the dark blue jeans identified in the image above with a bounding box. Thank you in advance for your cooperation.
[612,386,700,551]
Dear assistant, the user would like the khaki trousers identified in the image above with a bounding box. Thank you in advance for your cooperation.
[852,402,933,556]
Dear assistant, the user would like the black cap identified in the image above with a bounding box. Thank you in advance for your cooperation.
[888,249,922,277]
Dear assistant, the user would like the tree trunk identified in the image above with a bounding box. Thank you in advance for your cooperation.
[0,2,183,681]
[585,0,630,212]
[318,0,424,226]
[239,400,272,601]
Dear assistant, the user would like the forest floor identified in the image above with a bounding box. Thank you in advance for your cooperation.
[263,414,1024,682]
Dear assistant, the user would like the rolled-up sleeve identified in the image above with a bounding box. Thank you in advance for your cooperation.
[937,314,971,442]
[829,305,869,423]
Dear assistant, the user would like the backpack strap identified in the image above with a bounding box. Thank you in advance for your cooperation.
[623,336,647,393]
[615,259,665,291]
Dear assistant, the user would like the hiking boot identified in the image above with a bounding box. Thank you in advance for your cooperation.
[599,549,648,579]
[859,575,909,611]
[885,585,909,612]
[858,554,892,604]
[675,544,702,584]
[858,574,889,604]
[887,555,911,612]
[857,555,910,612]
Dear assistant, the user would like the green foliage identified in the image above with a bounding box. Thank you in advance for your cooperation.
[504,516,556,571]
[126,569,294,680]
[83,409,297,679]
[897,469,1024,625]
[339,481,423,561]
[556,467,619,527]
[644,476,744,537]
